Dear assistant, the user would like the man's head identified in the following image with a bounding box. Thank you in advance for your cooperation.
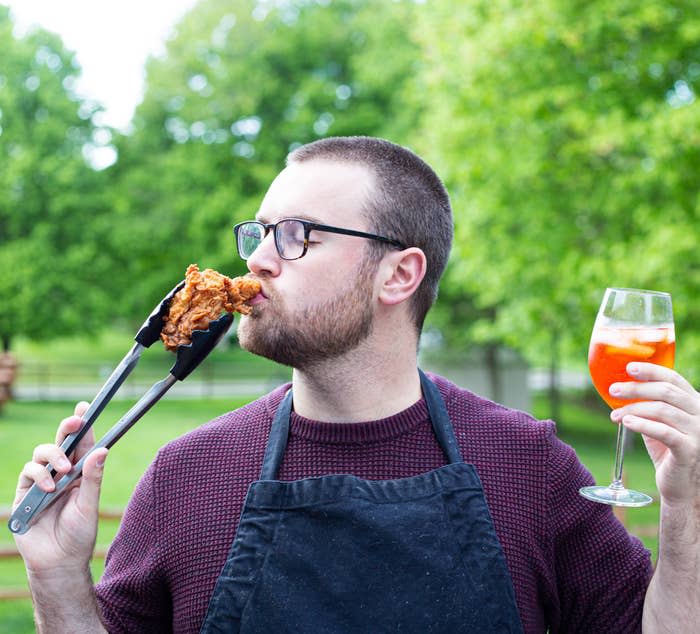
[288,136,453,333]
[236,136,452,370]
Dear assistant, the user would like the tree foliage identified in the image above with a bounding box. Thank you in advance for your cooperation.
[0,5,113,349]
[106,0,424,320]
[416,0,700,378]
[4,0,700,388]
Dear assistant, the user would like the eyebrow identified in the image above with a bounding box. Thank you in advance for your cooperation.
[254,212,324,224]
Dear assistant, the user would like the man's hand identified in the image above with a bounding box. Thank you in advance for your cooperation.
[13,401,108,571]
[12,402,109,633]
[609,362,700,508]
[609,362,700,633]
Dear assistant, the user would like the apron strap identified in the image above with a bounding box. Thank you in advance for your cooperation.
[259,389,293,481]
[419,368,463,464]
[259,370,463,480]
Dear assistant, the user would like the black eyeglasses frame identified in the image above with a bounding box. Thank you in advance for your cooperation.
[233,217,406,261]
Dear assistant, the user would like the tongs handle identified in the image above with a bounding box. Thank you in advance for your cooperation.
[55,280,184,461]
[7,342,145,535]
[59,343,144,462]
[8,312,234,535]
[9,375,178,535]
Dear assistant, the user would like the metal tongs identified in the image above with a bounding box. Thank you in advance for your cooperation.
[9,280,234,535]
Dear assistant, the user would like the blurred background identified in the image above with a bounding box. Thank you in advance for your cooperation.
[1,0,699,628]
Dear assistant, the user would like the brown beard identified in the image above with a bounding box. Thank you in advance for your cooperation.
[237,257,376,370]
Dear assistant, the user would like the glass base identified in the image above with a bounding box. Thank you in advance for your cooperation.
[579,485,653,507]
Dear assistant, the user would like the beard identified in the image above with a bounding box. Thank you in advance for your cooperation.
[237,257,377,370]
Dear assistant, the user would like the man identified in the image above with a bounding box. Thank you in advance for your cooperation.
[14,136,700,632]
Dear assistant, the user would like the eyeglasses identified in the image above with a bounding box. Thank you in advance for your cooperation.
[233,217,406,261]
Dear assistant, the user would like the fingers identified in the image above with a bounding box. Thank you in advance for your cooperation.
[55,401,93,446]
[16,442,72,495]
[608,362,700,456]
[610,391,697,435]
[609,363,700,506]
[16,461,57,498]
[610,363,700,422]
[16,402,95,498]
[74,401,89,417]
[620,414,687,453]
[622,362,697,395]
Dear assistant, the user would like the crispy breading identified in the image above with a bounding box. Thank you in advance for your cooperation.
[160,264,260,351]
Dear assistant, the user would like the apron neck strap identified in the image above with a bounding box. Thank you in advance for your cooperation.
[418,369,463,464]
[260,388,293,480]
[259,370,463,481]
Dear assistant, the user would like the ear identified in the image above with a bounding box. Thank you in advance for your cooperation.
[377,248,427,306]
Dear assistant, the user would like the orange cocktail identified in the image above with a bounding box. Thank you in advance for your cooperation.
[580,287,674,507]
[588,326,675,409]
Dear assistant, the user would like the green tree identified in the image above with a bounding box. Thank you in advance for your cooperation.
[0,5,114,351]
[416,0,700,386]
[106,0,425,320]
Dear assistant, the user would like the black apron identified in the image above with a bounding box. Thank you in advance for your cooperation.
[200,370,523,633]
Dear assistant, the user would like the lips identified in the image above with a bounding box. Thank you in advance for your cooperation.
[249,284,267,305]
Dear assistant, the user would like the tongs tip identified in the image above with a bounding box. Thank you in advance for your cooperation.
[135,281,186,348]
[169,313,234,381]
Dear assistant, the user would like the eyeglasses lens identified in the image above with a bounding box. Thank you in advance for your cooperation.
[238,223,264,258]
[276,219,306,260]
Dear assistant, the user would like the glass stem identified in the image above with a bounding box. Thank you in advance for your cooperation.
[611,423,626,489]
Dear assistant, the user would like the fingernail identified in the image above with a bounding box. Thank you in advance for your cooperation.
[610,410,621,422]
[42,477,55,491]
[627,363,640,376]
[609,384,621,396]
[58,458,71,469]
[96,458,105,468]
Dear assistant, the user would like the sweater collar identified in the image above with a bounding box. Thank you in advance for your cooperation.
[263,375,453,444]
[288,397,430,443]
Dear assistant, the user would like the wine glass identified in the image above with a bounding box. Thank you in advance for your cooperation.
[579,287,675,507]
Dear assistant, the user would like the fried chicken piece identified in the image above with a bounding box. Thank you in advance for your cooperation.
[161,264,260,351]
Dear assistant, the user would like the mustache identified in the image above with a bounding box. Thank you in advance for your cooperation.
[243,274,268,298]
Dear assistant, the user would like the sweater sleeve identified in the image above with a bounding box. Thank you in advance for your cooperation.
[545,428,653,633]
[95,451,172,633]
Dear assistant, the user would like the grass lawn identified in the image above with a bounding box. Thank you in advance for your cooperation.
[0,390,661,631]
[0,396,251,632]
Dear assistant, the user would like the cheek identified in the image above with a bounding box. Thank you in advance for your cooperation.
[283,247,370,303]
[291,267,346,300]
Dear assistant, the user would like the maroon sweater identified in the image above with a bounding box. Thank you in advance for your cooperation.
[95,374,652,633]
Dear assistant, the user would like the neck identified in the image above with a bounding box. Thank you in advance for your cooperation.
[290,339,422,423]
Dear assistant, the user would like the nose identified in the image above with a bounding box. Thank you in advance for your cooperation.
[246,231,281,277]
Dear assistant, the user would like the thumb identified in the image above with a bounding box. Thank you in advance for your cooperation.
[75,448,108,519]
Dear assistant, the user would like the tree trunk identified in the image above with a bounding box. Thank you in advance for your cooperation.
[548,331,562,425]
[0,336,17,412]
[485,344,502,404]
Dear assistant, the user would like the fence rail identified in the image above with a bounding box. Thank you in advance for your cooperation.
[6,359,588,408]
[10,360,288,401]
[0,507,123,601]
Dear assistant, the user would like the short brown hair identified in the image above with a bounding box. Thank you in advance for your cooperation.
[288,136,453,332]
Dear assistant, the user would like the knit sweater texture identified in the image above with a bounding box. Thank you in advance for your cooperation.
[95,373,652,633]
